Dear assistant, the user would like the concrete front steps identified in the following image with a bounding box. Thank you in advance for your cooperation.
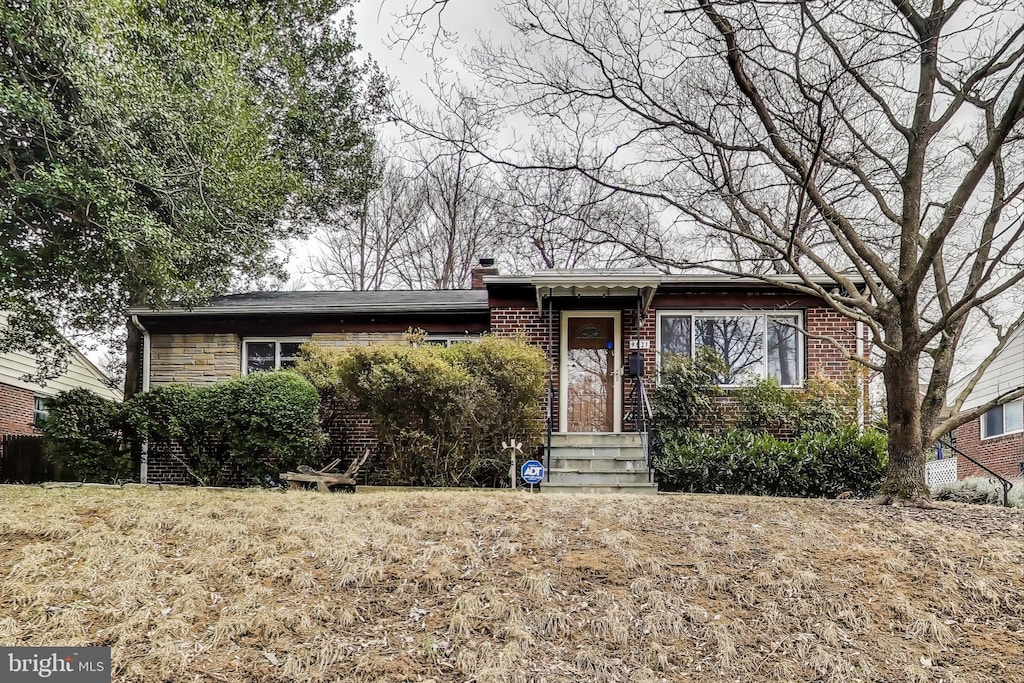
[540,432,658,495]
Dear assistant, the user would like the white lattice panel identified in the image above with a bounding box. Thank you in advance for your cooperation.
[925,458,958,487]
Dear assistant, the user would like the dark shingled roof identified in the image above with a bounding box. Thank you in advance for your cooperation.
[131,289,489,316]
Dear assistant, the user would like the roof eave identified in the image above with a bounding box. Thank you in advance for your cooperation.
[131,304,490,317]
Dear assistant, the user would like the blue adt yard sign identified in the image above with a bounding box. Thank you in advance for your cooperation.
[521,460,544,485]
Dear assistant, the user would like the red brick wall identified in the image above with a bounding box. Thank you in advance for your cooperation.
[490,306,560,431]
[954,418,1024,480]
[0,383,37,436]
[144,410,380,487]
[491,302,862,434]
[145,440,259,487]
[805,306,859,377]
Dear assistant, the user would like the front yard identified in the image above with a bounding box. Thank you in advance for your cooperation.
[1,487,1022,682]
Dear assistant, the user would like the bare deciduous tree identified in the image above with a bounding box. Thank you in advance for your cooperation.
[399,127,507,289]
[308,159,425,290]
[497,160,667,270]
[398,0,1024,502]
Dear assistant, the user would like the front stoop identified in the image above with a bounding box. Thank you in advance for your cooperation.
[540,433,658,495]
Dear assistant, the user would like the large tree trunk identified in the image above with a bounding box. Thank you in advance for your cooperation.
[879,354,930,502]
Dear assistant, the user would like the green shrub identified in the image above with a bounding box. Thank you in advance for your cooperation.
[733,377,795,434]
[121,384,218,485]
[201,372,324,485]
[296,335,547,487]
[137,373,322,486]
[40,388,133,482]
[733,372,861,436]
[651,347,727,438]
[44,373,323,487]
[654,425,886,498]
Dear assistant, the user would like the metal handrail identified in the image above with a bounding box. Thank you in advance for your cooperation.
[937,436,1014,507]
[629,376,655,482]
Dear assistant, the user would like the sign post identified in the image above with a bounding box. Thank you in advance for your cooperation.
[520,459,544,493]
[503,439,523,490]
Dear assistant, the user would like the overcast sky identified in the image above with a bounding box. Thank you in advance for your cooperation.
[352,0,504,107]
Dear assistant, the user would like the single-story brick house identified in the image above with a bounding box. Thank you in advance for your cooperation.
[1,311,122,473]
[950,325,1024,481]
[128,265,867,491]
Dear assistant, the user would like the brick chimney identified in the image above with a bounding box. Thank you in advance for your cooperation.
[471,258,499,289]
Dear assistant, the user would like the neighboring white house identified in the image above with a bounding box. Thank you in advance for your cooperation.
[0,312,121,437]
[949,326,1024,480]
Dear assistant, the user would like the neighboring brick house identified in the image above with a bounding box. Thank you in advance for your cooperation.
[950,326,1024,481]
[1,312,122,470]
[128,266,867,489]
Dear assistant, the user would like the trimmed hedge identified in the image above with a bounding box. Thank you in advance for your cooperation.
[41,372,323,486]
[297,335,547,487]
[41,388,133,482]
[651,353,882,498]
[654,426,887,498]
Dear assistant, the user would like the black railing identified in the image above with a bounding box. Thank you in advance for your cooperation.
[627,376,655,482]
[937,436,1014,507]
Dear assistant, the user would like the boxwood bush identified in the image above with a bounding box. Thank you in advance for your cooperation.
[655,426,887,498]
[40,388,134,482]
[652,351,883,498]
[42,372,323,486]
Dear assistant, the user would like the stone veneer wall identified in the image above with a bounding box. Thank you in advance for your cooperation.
[149,334,241,386]
[954,418,1024,480]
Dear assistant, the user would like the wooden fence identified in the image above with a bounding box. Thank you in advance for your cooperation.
[1,434,77,483]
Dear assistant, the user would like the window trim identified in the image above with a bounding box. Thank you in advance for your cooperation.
[655,309,806,388]
[241,337,309,374]
[980,399,1024,440]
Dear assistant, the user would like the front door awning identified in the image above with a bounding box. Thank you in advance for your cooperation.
[531,268,664,313]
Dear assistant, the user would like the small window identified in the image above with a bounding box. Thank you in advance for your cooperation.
[278,342,304,369]
[420,336,479,348]
[33,396,49,428]
[659,315,691,361]
[982,399,1024,439]
[242,339,308,374]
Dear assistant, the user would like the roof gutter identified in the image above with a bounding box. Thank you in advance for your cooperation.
[127,304,489,317]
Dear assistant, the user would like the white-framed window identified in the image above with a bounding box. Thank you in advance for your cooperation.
[981,399,1024,439]
[656,310,804,387]
[242,338,308,374]
[33,396,49,427]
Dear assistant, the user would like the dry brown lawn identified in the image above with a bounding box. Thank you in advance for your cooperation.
[0,486,1022,682]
